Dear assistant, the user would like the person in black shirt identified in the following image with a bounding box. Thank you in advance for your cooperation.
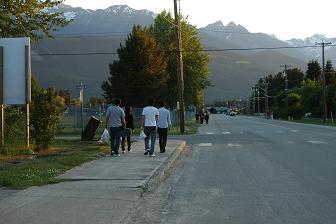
[121,106,134,153]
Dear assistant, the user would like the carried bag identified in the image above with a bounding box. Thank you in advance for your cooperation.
[100,128,110,143]
[138,130,146,140]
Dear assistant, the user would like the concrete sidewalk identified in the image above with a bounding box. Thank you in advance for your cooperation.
[0,140,186,224]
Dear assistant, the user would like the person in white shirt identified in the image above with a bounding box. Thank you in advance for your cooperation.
[157,100,171,153]
[141,98,159,157]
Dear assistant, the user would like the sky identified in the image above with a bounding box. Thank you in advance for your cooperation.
[64,0,336,40]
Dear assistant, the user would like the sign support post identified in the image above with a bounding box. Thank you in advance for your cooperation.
[25,45,30,148]
[0,47,4,147]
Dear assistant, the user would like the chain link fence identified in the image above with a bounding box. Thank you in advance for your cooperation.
[58,105,196,136]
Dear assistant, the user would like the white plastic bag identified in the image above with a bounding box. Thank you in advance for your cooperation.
[100,128,110,143]
[138,130,146,140]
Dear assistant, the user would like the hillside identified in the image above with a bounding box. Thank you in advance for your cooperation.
[31,4,335,103]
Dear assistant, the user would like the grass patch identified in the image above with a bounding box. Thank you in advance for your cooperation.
[169,120,198,135]
[0,140,110,189]
[292,118,336,126]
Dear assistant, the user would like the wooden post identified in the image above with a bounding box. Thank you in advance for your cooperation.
[25,46,30,148]
[0,47,4,147]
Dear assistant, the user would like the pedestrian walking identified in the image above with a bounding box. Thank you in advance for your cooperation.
[105,99,126,157]
[157,100,171,153]
[205,110,209,124]
[141,98,159,157]
[200,108,205,124]
[121,106,134,153]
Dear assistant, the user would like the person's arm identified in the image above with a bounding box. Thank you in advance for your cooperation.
[141,115,145,129]
[121,116,126,128]
[121,110,126,128]
[105,109,109,128]
[155,109,159,123]
[167,110,171,129]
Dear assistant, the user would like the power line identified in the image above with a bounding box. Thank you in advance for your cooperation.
[32,44,336,56]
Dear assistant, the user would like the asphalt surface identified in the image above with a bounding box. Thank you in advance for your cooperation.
[0,140,185,224]
[124,115,336,224]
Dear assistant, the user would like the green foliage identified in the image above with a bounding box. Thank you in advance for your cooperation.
[286,68,304,89]
[0,0,71,41]
[300,80,322,117]
[287,92,302,119]
[306,60,321,81]
[102,25,168,107]
[30,78,64,150]
[1,106,25,151]
[325,60,336,86]
[58,90,71,105]
[153,11,210,107]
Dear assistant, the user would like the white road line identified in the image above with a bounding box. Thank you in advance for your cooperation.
[290,130,300,132]
[307,140,326,144]
[198,143,213,147]
[205,132,215,135]
[227,143,241,147]
[222,132,231,135]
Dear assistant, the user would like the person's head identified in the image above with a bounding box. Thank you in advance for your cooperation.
[158,100,165,108]
[147,98,154,106]
[114,98,121,106]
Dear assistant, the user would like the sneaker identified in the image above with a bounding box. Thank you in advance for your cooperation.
[128,149,132,152]
[149,154,155,157]
[122,150,125,154]
[116,154,120,157]
[144,149,150,155]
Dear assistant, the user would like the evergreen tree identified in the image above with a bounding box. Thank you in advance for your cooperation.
[286,68,304,89]
[325,60,336,86]
[102,26,168,107]
[306,60,322,81]
[0,0,71,41]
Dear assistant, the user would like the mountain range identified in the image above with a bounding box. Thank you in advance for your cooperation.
[31,4,336,102]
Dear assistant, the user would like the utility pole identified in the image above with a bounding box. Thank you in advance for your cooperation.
[281,64,292,120]
[76,82,87,139]
[173,0,185,133]
[265,83,269,119]
[252,86,255,115]
[316,41,332,122]
[257,88,260,115]
[0,47,3,147]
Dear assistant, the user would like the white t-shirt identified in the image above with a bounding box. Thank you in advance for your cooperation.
[142,106,159,127]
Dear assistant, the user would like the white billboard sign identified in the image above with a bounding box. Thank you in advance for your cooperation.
[0,37,31,105]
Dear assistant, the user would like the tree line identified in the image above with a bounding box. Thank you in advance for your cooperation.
[1,1,210,151]
[251,60,336,120]
[101,11,210,108]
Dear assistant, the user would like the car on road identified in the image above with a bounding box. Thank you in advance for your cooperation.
[230,111,237,116]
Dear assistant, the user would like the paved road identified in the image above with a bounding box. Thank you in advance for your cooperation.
[124,115,336,224]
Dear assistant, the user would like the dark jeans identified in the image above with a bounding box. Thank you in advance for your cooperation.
[109,127,123,155]
[144,126,157,155]
[121,128,132,151]
[157,127,168,152]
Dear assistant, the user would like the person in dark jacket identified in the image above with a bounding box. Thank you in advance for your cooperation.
[121,106,134,153]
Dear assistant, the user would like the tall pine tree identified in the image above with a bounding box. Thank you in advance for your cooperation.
[102,26,168,107]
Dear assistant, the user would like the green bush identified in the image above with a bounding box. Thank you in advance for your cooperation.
[30,79,64,150]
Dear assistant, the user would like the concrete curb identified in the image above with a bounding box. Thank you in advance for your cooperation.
[138,141,187,196]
